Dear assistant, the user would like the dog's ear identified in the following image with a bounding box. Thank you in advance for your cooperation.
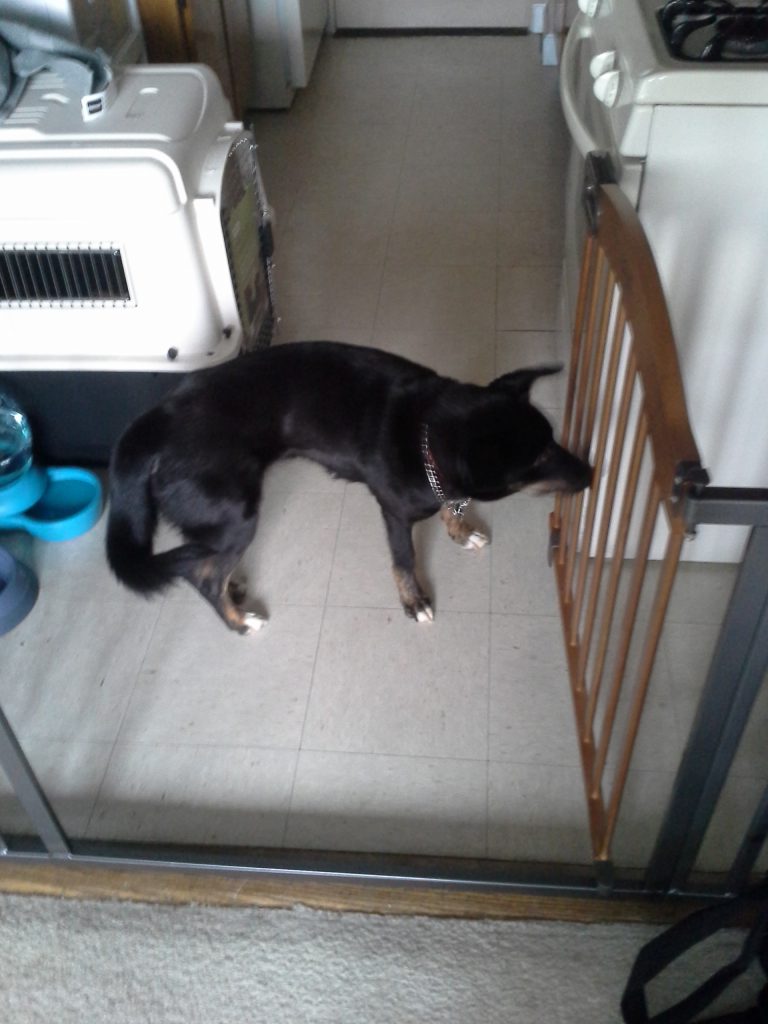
[490,364,562,399]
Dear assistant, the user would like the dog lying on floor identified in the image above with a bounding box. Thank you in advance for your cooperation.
[106,341,591,633]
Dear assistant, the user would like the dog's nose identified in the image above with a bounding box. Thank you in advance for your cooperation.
[562,447,593,492]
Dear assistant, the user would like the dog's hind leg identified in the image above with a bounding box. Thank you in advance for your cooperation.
[160,462,268,633]
[227,570,249,607]
[439,505,489,551]
[380,507,433,623]
[172,495,264,634]
[183,546,266,635]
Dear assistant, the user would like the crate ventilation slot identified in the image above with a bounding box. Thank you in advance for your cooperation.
[0,247,131,305]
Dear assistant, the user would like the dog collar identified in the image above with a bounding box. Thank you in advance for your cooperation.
[421,424,471,519]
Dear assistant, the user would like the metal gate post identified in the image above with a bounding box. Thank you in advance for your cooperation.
[645,489,768,893]
[728,781,768,894]
[0,704,70,857]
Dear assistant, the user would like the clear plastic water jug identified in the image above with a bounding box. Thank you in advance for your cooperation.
[0,391,33,486]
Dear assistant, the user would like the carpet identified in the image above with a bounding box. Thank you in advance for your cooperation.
[0,893,760,1023]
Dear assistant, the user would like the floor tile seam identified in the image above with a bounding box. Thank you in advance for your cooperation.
[314,46,424,101]
[489,607,564,621]
[487,679,578,703]
[493,41,506,275]
[0,733,116,758]
[373,53,427,333]
[597,765,678,784]
[276,236,391,269]
[497,260,563,271]
[717,767,768,783]
[22,740,572,771]
[281,198,401,247]
[79,597,169,837]
[487,754,589,772]
[496,327,564,336]
[294,745,491,767]
[663,613,731,627]
[321,597,490,616]
[82,737,308,754]
[152,599,330,614]
[266,120,319,241]
[484,609,493,857]
[485,400,499,864]
[489,609,564,624]
[319,601,493,619]
[282,479,353,843]
[376,257,503,271]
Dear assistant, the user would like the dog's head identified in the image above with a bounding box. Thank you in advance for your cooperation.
[447,365,592,501]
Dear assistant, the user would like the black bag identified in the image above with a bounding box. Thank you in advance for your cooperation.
[621,887,768,1024]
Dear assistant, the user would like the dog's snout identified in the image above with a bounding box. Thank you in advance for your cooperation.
[537,441,593,494]
[572,451,593,491]
[564,447,593,493]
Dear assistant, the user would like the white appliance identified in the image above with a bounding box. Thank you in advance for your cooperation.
[560,0,768,562]
[0,0,144,64]
[248,0,328,109]
[0,62,274,461]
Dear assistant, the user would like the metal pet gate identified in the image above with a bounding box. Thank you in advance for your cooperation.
[0,157,766,903]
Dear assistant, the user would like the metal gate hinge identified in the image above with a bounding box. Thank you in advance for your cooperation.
[548,524,561,566]
[582,151,617,234]
[672,460,710,535]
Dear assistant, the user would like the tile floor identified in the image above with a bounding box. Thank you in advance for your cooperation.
[1,34,765,875]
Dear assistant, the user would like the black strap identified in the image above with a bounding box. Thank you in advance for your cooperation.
[621,888,768,1024]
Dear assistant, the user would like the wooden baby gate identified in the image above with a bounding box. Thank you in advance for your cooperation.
[549,162,709,878]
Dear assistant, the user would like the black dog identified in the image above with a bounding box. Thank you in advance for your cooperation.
[106,342,591,633]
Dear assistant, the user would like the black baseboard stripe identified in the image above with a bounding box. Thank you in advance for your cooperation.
[333,28,529,38]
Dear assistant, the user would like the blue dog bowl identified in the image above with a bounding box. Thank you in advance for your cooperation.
[0,546,39,636]
[0,467,102,542]
[0,464,47,517]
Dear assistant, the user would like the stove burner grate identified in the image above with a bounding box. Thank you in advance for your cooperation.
[659,0,768,61]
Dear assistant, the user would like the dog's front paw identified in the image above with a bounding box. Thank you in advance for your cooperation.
[463,530,489,550]
[392,568,434,624]
[239,611,268,635]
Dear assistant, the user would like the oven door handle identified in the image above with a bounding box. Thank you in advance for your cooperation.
[559,16,601,158]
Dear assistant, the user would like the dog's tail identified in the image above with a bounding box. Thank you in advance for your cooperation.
[106,407,205,595]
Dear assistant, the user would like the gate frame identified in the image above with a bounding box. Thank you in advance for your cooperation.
[549,156,710,885]
[646,488,768,896]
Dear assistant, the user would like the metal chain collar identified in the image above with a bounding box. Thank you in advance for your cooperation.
[421,424,471,519]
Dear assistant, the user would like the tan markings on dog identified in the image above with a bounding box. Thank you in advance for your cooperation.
[392,567,421,605]
[440,506,489,549]
[440,505,469,544]
[187,557,217,585]
[522,480,564,495]
[221,600,247,631]
[392,568,433,622]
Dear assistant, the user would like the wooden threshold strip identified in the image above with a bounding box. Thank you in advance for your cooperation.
[0,861,705,926]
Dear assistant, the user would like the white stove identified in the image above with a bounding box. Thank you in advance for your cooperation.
[560,0,768,562]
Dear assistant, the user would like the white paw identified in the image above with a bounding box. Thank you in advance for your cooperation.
[242,612,268,634]
[463,531,489,550]
[416,604,435,624]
